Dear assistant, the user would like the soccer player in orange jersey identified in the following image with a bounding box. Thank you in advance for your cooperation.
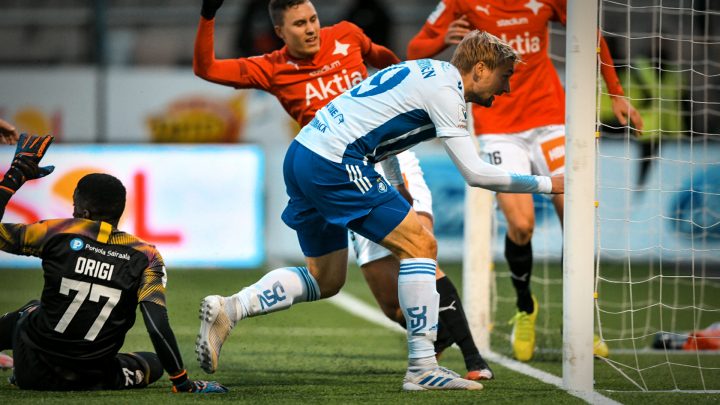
[194,0,492,380]
[408,0,644,361]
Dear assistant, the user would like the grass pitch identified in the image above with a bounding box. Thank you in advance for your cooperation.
[1,264,719,404]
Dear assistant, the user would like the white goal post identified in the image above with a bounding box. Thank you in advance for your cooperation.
[462,0,599,394]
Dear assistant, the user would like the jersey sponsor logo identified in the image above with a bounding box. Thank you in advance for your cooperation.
[70,238,85,251]
[350,64,410,98]
[417,59,436,79]
[499,32,541,55]
[309,60,341,77]
[305,68,364,105]
[407,306,428,336]
[74,256,115,281]
[497,17,529,27]
[475,4,491,15]
[309,117,328,133]
[326,102,345,124]
[427,1,446,24]
[83,242,132,261]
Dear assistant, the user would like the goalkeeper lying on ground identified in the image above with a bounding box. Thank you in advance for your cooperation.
[0,133,226,393]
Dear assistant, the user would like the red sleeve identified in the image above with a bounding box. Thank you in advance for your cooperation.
[599,35,625,96]
[407,0,458,60]
[193,16,273,91]
[550,0,568,24]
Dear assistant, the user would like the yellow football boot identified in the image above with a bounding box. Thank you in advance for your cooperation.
[593,334,609,358]
[509,295,538,362]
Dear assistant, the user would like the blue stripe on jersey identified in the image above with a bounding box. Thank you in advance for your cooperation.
[343,109,433,163]
[510,174,541,193]
[374,125,436,162]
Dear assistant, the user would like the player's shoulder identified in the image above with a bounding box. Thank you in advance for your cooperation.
[248,47,288,67]
[108,229,163,262]
[36,218,100,238]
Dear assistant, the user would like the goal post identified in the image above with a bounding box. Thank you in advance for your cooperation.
[463,185,494,353]
[563,0,599,393]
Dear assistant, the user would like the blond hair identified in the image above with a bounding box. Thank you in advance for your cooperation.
[450,30,520,74]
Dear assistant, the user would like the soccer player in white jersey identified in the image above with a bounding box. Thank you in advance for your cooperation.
[196,30,563,391]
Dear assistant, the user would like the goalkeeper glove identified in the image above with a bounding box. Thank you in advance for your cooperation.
[201,0,225,20]
[0,134,54,194]
[169,370,228,393]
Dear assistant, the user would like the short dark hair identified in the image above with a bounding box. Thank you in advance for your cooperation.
[268,0,308,26]
[75,173,126,222]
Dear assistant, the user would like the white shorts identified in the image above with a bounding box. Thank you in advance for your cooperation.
[478,124,565,176]
[350,150,433,266]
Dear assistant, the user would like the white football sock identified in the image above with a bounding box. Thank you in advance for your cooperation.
[398,258,439,359]
[228,266,320,320]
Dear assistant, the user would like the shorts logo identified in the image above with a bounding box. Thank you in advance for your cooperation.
[346,164,372,194]
[122,368,144,386]
[377,179,388,193]
[70,238,85,251]
[407,306,428,336]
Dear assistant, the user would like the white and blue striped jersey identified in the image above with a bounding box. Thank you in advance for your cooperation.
[296,59,469,164]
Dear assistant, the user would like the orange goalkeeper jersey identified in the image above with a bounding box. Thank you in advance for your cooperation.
[408,0,624,135]
[195,18,398,127]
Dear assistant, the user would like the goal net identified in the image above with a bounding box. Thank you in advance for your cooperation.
[465,0,720,393]
[593,0,720,392]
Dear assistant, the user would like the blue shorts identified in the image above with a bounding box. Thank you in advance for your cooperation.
[281,141,411,257]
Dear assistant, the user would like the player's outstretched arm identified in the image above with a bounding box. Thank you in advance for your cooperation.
[0,119,19,145]
[598,36,644,134]
[0,133,54,220]
[193,1,272,90]
[442,135,560,194]
[200,0,224,20]
[407,2,469,60]
[139,301,228,393]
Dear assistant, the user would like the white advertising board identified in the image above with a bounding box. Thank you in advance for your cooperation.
[0,145,264,268]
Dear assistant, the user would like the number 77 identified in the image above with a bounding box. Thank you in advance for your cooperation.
[54,277,122,341]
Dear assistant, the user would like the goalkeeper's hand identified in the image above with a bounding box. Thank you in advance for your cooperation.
[201,0,225,20]
[0,119,19,145]
[1,134,54,194]
[172,379,229,393]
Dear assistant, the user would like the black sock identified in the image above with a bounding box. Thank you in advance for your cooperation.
[436,276,480,367]
[505,235,534,313]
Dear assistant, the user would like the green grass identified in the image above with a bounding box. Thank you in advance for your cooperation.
[1,264,719,404]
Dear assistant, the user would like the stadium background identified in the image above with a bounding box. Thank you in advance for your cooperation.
[1,0,717,267]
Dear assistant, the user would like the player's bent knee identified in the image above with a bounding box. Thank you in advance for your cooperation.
[118,352,164,389]
[315,272,346,298]
[507,221,534,245]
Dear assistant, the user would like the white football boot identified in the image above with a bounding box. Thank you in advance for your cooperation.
[403,365,484,391]
[196,295,236,374]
